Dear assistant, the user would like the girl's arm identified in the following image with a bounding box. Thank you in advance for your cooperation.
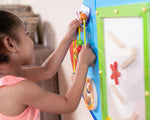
[22,19,82,82]
[17,45,96,114]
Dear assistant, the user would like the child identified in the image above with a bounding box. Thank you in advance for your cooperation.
[0,10,96,120]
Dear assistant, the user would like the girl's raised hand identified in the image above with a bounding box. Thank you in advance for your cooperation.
[78,44,96,67]
[65,19,83,43]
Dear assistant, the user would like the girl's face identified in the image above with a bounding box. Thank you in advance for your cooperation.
[16,24,34,65]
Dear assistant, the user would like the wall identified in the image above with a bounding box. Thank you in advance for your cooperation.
[29,1,93,119]
[0,0,93,120]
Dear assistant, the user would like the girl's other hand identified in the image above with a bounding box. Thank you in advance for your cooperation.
[78,44,96,67]
[65,19,83,43]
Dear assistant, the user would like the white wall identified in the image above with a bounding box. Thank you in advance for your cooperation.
[0,0,93,120]
[29,1,93,119]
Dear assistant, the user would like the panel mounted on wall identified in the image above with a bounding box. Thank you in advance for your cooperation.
[70,0,103,119]
[96,2,150,120]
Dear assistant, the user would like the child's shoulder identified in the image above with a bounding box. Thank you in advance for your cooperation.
[0,76,34,116]
[0,75,39,100]
[0,75,50,113]
[0,75,27,86]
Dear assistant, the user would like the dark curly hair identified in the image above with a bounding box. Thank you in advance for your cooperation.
[0,10,22,64]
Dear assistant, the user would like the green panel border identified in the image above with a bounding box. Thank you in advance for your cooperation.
[96,2,150,120]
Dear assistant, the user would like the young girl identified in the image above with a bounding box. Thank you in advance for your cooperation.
[0,10,96,120]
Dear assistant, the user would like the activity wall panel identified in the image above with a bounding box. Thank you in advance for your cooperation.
[96,2,150,120]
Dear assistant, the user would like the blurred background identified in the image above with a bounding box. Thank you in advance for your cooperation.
[0,0,93,120]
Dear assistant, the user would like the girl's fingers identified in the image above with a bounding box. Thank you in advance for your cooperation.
[86,44,91,48]
[70,19,79,26]
[80,27,83,32]
[72,20,82,29]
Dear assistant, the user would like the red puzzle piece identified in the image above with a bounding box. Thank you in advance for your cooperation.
[110,61,121,85]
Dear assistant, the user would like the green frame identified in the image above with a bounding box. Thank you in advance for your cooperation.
[96,2,150,120]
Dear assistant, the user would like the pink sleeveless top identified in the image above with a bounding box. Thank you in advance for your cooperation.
[0,75,40,120]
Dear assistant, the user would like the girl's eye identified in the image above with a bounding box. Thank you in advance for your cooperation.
[26,32,30,36]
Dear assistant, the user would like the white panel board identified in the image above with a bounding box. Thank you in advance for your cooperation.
[103,17,145,120]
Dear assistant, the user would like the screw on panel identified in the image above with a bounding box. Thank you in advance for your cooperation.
[95,11,98,15]
[142,7,147,13]
[145,91,149,96]
[114,9,119,14]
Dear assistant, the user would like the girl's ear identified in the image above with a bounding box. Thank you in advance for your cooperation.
[3,36,18,53]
